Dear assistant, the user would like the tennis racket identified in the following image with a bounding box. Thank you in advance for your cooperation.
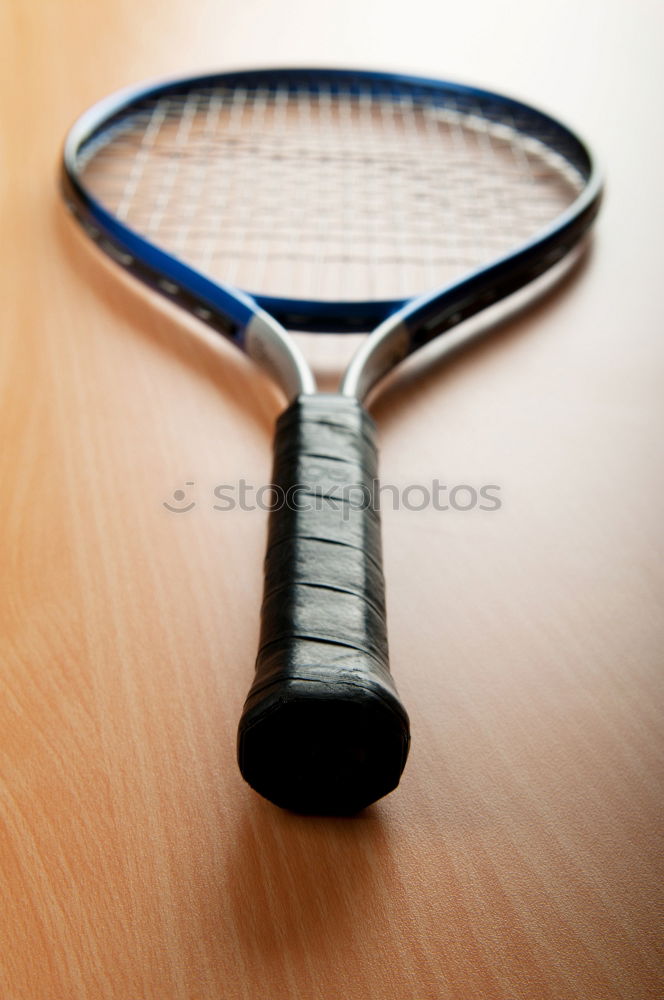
[62,68,602,814]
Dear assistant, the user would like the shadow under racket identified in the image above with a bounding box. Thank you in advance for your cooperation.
[369,241,594,420]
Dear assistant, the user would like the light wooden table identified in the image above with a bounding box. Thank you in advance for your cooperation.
[1,2,662,998]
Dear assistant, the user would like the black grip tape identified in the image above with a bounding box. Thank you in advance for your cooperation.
[237,394,410,814]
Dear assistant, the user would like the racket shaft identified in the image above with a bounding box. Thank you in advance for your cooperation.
[237,394,410,813]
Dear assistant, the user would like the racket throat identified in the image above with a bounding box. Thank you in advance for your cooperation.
[245,311,315,399]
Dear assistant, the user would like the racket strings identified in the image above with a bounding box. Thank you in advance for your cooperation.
[80,83,584,302]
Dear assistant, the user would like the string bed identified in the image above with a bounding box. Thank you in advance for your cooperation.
[79,83,584,302]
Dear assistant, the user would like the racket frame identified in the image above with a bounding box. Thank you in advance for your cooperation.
[62,67,603,401]
[61,67,604,812]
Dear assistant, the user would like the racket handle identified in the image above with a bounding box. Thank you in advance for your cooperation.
[237,394,410,814]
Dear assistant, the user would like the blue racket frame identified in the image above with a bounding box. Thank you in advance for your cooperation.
[61,69,604,810]
[62,67,603,351]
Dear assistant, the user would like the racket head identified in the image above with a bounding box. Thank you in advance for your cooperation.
[62,67,602,344]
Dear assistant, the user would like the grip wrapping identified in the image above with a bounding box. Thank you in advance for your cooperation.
[237,394,410,814]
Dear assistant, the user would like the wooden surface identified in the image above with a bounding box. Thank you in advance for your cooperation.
[1,2,662,998]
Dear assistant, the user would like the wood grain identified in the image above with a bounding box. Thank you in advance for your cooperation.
[1,1,662,998]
